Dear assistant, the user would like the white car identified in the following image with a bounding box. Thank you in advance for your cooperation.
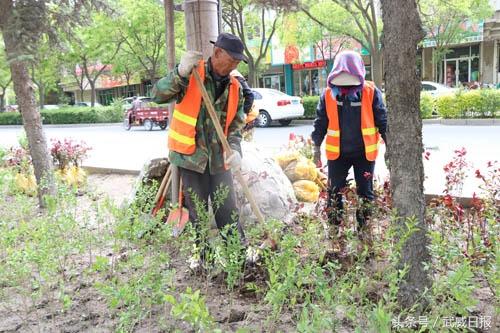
[75,101,103,107]
[252,88,304,127]
[42,104,60,110]
[421,81,457,97]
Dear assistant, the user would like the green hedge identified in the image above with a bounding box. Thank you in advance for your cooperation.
[301,89,500,119]
[302,96,319,119]
[0,106,123,125]
[435,89,500,118]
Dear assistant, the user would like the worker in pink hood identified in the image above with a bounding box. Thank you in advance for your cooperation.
[311,50,387,237]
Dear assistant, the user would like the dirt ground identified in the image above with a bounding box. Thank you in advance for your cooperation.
[0,173,497,332]
[0,173,299,332]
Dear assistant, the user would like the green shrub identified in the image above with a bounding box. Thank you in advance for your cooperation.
[0,106,123,125]
[0,112,22,125]
[420,92,435,118]
[302,96,319,119]
[477,89,500,117]
[435,89,500,118]
[436,95,459,118]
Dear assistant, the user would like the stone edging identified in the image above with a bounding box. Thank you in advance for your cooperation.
[83,166,493,209]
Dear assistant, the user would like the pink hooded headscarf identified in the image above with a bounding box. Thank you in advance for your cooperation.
[327,50,366,97]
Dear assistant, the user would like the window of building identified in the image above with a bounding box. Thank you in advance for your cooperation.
[260,74,285,92]
[97,84,139,105]
[442,44,480,87]
[292,68,328,96]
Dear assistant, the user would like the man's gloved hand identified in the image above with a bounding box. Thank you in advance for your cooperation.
[313,145,322,167]
[225,150,242,172]
[178,51,203,78]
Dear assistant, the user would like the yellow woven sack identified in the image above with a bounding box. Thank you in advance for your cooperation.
[56,166,87,187]
[14,173,37,196]
[275,150,301,169]
[293,180,320,202]
[284,157,317,182]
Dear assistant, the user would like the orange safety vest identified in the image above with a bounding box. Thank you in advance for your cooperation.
[168,59,240,155]
[324,81,380,161]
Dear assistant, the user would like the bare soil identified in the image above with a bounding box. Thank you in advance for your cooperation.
[0,173,497,332]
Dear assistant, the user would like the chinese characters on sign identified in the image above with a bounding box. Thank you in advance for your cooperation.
[391,315,492,330]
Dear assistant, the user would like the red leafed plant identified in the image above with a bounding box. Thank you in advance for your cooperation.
[50,139,91,170]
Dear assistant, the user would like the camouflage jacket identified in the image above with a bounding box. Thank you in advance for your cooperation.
[152,59,245,175]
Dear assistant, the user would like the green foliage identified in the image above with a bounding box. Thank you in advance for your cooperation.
[0,111,23,125]
[420,92,435,118]
[0,106,123,125]
[0,145,498,331]
[435,89,500,118]
[302,95,319,119]
[110,0,185,79]
[165,287,215,331]
[419,0,492,62]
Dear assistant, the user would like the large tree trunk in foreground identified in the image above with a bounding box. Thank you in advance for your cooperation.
[380,0,431,310]
[3,30,55,207]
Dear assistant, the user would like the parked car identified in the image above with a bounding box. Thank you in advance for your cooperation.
[421,81,457,97]
[122,96,153,111]
[251,88,304,127]
[5,104,18,112]
[42,104,60,110]
[74,101,103,107]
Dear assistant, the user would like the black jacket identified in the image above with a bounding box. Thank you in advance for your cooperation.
[234,76,254,114]
[311,86,387,156]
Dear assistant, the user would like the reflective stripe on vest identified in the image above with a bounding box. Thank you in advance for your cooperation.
[324,81,380,161]
[168,59,240,155]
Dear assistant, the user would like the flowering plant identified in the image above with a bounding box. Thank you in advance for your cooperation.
[50,139,91,170]
[3,147,32,174]
[287,133,313,160]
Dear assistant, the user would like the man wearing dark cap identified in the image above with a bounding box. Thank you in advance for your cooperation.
[152,32,247,267]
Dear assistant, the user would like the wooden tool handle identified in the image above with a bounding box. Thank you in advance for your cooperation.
[192,69,265,225]
[153,165,172,206]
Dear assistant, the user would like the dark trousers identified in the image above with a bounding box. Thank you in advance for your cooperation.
[180,166,245,241]
[327,154,375,228]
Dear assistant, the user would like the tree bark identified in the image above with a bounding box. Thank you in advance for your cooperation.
[164,0,175,71]
[371,48,383,88]
[380,0,431,311]
[38,85,45,109]
[0,93,5,112]
[3,31,55,207]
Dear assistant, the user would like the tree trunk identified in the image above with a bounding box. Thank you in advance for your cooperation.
[89,80,96,107]
[371,48,383,88]
[248,59,257,88]
[3,34,55,207]
[0,91,5,112]
[79,89,84,102]
[39,85,45,109]
[165,0,175,71]
[380,0,431,311]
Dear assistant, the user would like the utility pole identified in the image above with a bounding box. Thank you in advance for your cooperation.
[183,0,219,57]
[170,0,219,202]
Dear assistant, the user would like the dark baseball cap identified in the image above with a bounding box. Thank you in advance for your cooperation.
[210,32,247,63]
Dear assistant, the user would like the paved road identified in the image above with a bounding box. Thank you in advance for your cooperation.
[1,121,498,197]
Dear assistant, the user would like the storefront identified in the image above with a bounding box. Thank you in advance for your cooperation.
[442,44,480,87]
[290,60,329,96]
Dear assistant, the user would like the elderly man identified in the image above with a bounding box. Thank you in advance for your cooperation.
[152,33,247,250]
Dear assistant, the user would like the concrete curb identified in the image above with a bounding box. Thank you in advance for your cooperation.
[423,118,500,125]
[0,123,122,129]
[83,166,491,209]
[83,166,140,176]
[298,118,500,125]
